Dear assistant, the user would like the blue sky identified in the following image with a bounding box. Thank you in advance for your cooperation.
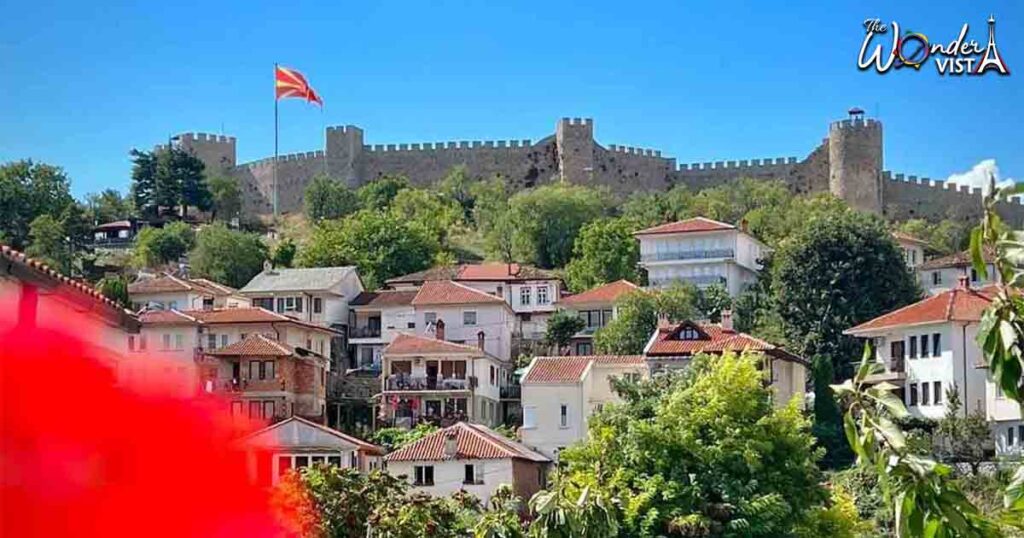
[1,1,1020,198]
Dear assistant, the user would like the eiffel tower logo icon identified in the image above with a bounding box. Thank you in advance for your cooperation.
[975,15,1010,75]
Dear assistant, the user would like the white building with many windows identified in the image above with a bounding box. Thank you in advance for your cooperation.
[128,273,250,311]
[892,232,928,270]
[558,280,640,355]
[635,217,766,297]
[916,248,998,296]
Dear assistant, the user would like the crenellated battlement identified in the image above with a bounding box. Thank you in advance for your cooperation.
[240,150,325,169]
[829,118,881,130]
[175,132,237,144]
[606,144,663,157]
[677,156,798,171]
[884,170,1023,204]
[365,139,534,152]
[559,117,593,127]
[325,125,363,135]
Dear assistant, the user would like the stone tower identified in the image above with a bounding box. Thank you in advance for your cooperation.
[325,125,365,188]
[828,113,883,214]
[173,133,237,173]
[555,118,595,184]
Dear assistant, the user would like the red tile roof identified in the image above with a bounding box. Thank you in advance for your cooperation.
[523,355,646,384]
[384,333,486,356]
[560,280,639,306]
[845,285,996,334]
[385,422,549,462]
[137,309,199,325]
[411,280,507,306]
[645,321,805,364]
[242,416,384,455]
[167,307,338,334]
[128,273,235,296]
[634,217,735,236]
[350,290,418,307]
[386,263,555,284]
[918,247,996,270]
[891,231,929,246]
[206,334,294,356]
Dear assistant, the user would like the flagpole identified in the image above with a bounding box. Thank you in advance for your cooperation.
[321,103,328,176]
[273,62,279,219]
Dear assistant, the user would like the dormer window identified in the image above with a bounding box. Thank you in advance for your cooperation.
[680,327,701,340]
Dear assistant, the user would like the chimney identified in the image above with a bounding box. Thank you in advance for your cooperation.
[435,318,446,341]
[739,219,749,233]
[443,430,458,459]
[477,330,486,350]
[957,274,970,290]
[721,309,734,331]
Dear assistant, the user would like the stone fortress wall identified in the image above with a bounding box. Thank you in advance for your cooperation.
[169,113,1024,227]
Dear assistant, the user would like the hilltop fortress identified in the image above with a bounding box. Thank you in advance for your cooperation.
[166,112,1024,226]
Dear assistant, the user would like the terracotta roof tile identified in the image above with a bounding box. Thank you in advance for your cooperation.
[138,309,199,325]
[350,290,418,307]
[385,422,549,462]
[411,280,507,306]
[384,333,485,356]
[891,231,929,246]
[206,334,293,356]
[128,273,234,296]
[645,321,805,364]
[523,355,646,384]
[919,247,996,270]
[560,280,639,306]
[845,285,996,334]
[387,263,555,284]
[634,217,735,236]
[172,307,338,334]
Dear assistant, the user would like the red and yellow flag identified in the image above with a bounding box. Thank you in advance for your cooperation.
[275,65,322,106]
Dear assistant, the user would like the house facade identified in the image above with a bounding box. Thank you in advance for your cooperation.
[379,333,512,429]
[348,289,419,370]
[635,217,766,297]
[384,422,550,504]
[520,355,646,459]
[558,280,640,355]
[917,248,998,296]
[238,266,363,329]
[237,416,384,486]
[128,273,250,311]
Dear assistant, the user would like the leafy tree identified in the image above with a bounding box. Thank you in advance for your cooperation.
[129,149,159,217]
[620,185,694,228]
[688,178,791,226]
[744,193,850,248]
[506,184,610,269]
[132,221,195,268]
[474,485,526,538]
[189,223,268,288]
[304,174,360,222]
[564,218,639,293]
[897,218,971,257]
[96,275,131,308]
[485,211,518,264]
[369,492,478,538]
[390,188,463,244]
[811,355,853,468]
[130,147,210,218]
[771,210,920,376]
[296,210,439,289]
[207,175,241,222]
[696,283,731,322]
[356,175,410,211]
[25,215,70,273]
[270,238,297,269]
[438,165,477,222]
[0,160,75,249]
[369,423,438,452]
[935,386,992,474]
[86,189,135,224]
[470,177,510,234]
[593,285,698,355]
[560,351,832,537]
[544,309,586,352]
[528,484,618,538]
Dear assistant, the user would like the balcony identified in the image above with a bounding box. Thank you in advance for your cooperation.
[500,385,521,400]
[205,377,287,393]
[349,326,382,339]
[864,357,907,384]
[641,248,735,263]
[388,412,469,429]
[385,375,474,391]
[88,236,135,249]
[649,275,728,288]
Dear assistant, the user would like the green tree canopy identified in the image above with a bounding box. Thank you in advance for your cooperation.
[506,184,611,269]
[270,238,297,269]
[771,210,920,374]
[593,284,698,354]
[96,275,131,308]
[564,217,639,293]
[389,188,463,244]
[438,165,477,222]
[188,223,268,288]
[130,147,210,218]
[896,218,971,257]
[296,210,440,289]
[356,175,410,211]
[0,160,76,249]
[545,309,587,351]
[132,221,195,268]
[560,351,832,537]
[207,175,241,222]
[25,214,71,273]
[86,189,135,224]
[696,283,732,323]
[304,174,360,222]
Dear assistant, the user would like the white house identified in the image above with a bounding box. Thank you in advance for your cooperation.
[635,217,766,297]
[411,280,516,361]
[558,280,640,355]
[384,422,549,504]
[237,416,384,486]
[917,248,998,296]
[239,266,363,330]
[128,273,250,311]
[385,263,563,342]
[379,332,512,429]
[348,289,418,370]
[893,232,928,270]
[520,355,646,459]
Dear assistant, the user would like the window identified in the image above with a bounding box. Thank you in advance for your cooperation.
[230,401,243,417]
[1009,427,1016,447]
[1019,426,1024,447]
[933,381,942,404]
[221,334,228,348]
[463,311,477,326]
[602,309,613,325]
[254,298,274,310]
[909,384,919,406]
[249,401,261,418]
[140,335,147,350]
[464,464,480,485]
[932,333,941,357]
[162,334,171,350]
[414,465,434,486]
[208,334,217,350]
[313,297,323,314]
[128,335,136,352]
[277,455,293,474]
[680,327,701,340]
[920,334,929,357]
[407,322,415,329]
[263,401,274,419]
[424,312,437,325]
[202,297,214,309]
[575,342,593,355]
[490,365,496,385]
[295,456,310,469]
[971,268,979,283]
[911,250,917,264]
[174,334,184,350]
[891,340,905,360]
[168,301,178,310]
[922,382,930,405]
[537,286,549,305]
[932,271,942,285]
[908,336,917,359]
[559,404,568,428]
[523,406,537,429]
[276,298,285,312]
[520,287,531,306]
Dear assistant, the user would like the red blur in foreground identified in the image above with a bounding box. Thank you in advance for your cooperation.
[0,306,289,536]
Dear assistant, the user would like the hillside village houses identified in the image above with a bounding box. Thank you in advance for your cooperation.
[238,265,363,332]
[557,279,640,356]
[844,276,1023,456]
[635,217,767,297]
[893,231,928,270]
[917,247,999,296]
[128,272,250,311]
